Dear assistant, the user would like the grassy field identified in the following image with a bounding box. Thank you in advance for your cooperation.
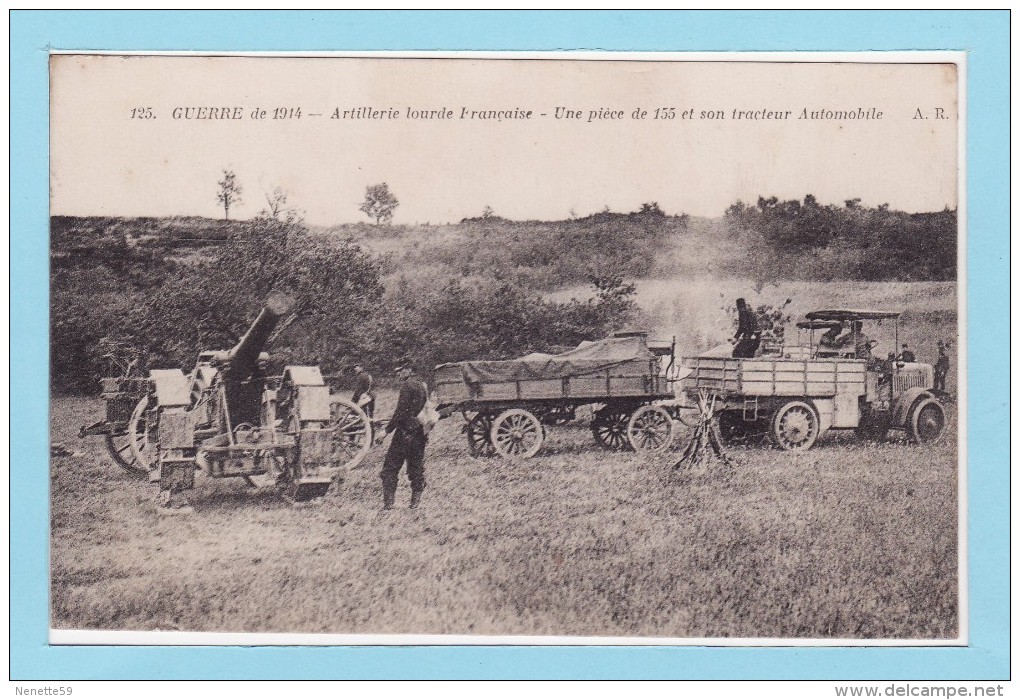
[51,381,959,638]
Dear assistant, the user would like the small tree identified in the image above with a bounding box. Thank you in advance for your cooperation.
[481,205,495,220]
[639,201,665,216]
[359,182,399,225]
[217,170,243,220]
[262,185,289,220]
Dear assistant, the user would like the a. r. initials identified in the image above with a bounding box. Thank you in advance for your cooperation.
[913,107,948,120]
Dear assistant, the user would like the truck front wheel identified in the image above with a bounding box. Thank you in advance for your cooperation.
[771,401,820,451]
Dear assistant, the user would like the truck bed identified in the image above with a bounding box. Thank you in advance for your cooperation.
[682,356,866,398]
[434,358,669,407]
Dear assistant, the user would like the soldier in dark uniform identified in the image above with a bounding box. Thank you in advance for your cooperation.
[376,359,428,510]
[934,341,950,391]
[351,363,375,418]
[732,298,761,359]
[897,344,916,363]
[818,321,844,352]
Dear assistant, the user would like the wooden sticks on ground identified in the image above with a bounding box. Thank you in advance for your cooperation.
[674,390,734,470]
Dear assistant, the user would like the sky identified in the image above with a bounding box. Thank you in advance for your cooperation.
[50,55,959,225]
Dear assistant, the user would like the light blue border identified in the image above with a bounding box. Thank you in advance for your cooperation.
[12,10,1008,680]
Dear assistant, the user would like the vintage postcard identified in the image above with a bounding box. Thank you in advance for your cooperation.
[48,52,963,646]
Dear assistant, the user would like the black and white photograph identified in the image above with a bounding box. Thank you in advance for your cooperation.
[49,53,962,643]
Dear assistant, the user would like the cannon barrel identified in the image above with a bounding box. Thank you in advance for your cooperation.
[227,292,296,377]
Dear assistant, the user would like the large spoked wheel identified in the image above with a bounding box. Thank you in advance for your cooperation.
[908,398,946,443]
[490,409,544,460]
[771,401,820,452]
[591,405,634,450]
[123,394,158,475]
[104,423,148,478]
[328,398,372,469]
[626,405,675,453]
[465,412,497,458]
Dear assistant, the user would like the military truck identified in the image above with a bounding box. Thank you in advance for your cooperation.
[681,309,947,451]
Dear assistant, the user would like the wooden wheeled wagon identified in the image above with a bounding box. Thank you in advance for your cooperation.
[433,332,683,459]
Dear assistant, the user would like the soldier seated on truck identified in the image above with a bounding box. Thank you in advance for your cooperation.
[818,321,843,349]
[815,321,844,356]
[833,321,869,359]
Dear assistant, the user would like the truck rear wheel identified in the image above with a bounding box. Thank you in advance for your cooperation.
[771,401,820,451]
[908,398,946,443]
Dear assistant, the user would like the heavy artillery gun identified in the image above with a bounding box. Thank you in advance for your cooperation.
[80,293,372,504]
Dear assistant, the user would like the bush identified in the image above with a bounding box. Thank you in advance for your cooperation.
[400,210,687,289]
[374,273,638,374]
[50,213,641,392]
[724,196,956,283]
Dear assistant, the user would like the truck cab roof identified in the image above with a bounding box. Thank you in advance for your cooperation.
[805,309,901,322]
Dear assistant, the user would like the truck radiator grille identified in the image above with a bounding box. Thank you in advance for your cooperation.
[894,372,929,393]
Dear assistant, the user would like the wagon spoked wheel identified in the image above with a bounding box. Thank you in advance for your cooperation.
[124,393,157,476]
[626,405,675,453]
[490,409,544,460]
[466,413,496,458]
[328,398,372,469]
[909,398,946,443]
[591,407,633,450]
[771,401,820,452]
[104,427,148,478]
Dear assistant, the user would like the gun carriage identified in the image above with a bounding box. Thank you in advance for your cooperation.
[433,332,683,459]
[80,293,372,502]
[681,309,947,451]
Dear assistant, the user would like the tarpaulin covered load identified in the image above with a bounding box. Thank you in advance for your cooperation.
[442,335,657,384]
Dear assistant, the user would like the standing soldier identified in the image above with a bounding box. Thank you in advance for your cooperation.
[375,358,428,510]
[732,298,761,359]
[934,341,950,392]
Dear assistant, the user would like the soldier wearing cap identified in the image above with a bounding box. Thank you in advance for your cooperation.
[375,357,429,510]
[934,341,950,392]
